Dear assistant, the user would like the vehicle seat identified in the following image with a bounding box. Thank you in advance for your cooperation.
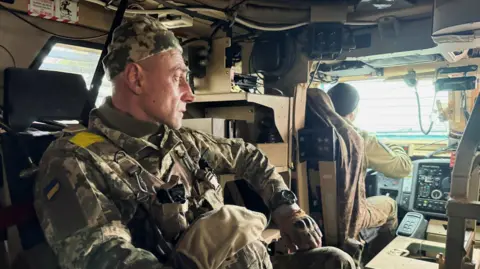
[0,68,88,269]
[301,88,381,265]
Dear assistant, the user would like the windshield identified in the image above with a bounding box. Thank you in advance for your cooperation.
[336,78,449,141]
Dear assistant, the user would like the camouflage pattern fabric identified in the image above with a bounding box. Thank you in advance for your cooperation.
[175,240,357,269]
[173,240,272,269]
[102,15,183,80]
[306,88,397,244]
[272,247,357,269]
[33,103,291,269]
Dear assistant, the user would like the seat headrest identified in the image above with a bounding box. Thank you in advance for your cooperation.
[3,68,88,132]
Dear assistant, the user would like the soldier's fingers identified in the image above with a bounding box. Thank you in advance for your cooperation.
[284,234,297,252]
[311,228,322,248]
[313,224,323,247]
[315,223,323,238]
[301,218,321,248]
[295,231,314,251]
[304,217,316,229]
[304,225,321,249]
[305,233,318,250]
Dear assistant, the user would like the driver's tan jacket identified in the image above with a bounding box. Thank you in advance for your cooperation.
[357,129,412,179]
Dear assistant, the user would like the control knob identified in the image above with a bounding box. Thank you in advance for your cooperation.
[431,189,443,200]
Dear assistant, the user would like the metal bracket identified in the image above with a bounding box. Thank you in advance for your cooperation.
[298,127,336,162]
[378,16,401,40]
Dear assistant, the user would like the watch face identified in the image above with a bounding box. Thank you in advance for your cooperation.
[282,191,295,201]
[281,190,297,204]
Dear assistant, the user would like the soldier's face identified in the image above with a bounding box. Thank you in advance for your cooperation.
[139,50,194,129]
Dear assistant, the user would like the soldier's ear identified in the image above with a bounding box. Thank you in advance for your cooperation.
[123,63,144,95]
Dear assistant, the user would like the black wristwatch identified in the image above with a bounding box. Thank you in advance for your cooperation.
[270,190,298,211]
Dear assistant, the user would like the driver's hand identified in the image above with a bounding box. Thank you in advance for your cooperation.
[273,205,322,252]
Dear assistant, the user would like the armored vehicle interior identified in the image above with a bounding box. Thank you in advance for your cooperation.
[2,0,480,268]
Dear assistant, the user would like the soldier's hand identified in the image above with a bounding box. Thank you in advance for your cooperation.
[273,205,322,252]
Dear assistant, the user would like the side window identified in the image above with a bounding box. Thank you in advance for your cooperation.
[31,38,112,107]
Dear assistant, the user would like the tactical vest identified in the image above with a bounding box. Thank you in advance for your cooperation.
[68,131,224,262]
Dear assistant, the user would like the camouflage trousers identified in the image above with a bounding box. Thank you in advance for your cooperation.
[219,240,357,269]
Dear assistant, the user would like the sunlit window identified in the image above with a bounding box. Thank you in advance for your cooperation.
[329,78,449,140]
[37,43,112,107]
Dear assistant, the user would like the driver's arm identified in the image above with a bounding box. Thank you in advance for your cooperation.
[359,130,412,179]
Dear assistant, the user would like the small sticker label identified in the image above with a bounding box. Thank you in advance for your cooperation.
[54,0,79,23]
[28,0,55,18]
[28,0,79,24]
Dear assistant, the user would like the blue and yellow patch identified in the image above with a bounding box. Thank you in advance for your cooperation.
[44,179,61,200]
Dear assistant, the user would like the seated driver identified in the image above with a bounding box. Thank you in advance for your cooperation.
[327,83,412,240]
[327,83,413,179]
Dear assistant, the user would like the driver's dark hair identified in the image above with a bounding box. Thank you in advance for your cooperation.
[327,83,359,117]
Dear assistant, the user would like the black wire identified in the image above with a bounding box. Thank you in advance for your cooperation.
[307,62,321,89]
[269,88,284,96]
[210,23,224,39]
[426,143,457,158]
[157,0,218,23]
[191,0,218,9]
[462,91,470,121]
[414,86,434,135]
[180,37,209,46]
[0,3,108,40]
[0,44,16,67]
[415,138,449,150]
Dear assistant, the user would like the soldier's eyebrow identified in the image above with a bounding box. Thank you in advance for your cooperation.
[171,65,189,73]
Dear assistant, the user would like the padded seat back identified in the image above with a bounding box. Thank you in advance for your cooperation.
[1,68,88,268]
[303,88,374,247]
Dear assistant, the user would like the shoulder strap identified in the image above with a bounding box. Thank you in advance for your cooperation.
[69,132,173,261]
[173,147,220,191]
[68,131,160,202]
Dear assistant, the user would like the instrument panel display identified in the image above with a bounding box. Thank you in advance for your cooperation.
[413,162,451,215]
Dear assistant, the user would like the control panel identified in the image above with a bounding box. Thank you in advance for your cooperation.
[375,173,403,204]
[396,212,428,239]
[370,159,451,217]
[411,159,451,217]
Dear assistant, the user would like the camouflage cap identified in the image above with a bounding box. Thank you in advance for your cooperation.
[102,15,183,80]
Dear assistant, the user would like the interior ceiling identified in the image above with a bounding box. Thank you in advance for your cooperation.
[94,0,435,38]
[9,0,475,79]
[90,0,480,78]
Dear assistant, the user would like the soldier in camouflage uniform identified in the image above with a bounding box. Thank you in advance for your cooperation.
[33,16,356,269]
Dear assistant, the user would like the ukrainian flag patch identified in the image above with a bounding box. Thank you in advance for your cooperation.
[44,179,60,200]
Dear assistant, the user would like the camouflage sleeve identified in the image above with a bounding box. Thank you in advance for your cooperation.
[34,147,169,269]
[360,131,413,179]
[178,128,289,209]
